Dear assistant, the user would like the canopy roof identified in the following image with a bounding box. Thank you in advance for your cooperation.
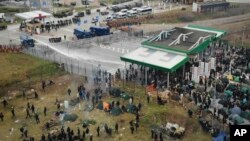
[15,10,51,20]
[120,47,188,72]
[142,25,226,54]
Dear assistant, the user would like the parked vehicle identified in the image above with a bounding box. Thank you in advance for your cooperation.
[75,12,85,17]
[73,26,111,39]
[100,11,109,16]
[105,16,113,22]
[120,9,128,13]
[86,9,91,15]
[116,12,127,19]
[127,10,138,17]
[20,35,35,47]
[90,26,110,36]
[73,29,93,39]
[137,7,152,15]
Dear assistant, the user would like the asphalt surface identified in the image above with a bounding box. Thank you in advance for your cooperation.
[2,9,250,79]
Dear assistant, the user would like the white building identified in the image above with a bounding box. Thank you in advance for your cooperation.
[226,0,250,3]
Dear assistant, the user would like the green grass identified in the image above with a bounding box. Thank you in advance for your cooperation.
[0,7,28,13]
[0,77,211,141]
[116,81,211,141]
[0,53,64,88]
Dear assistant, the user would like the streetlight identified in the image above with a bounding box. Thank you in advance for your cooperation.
[241,26,246,47]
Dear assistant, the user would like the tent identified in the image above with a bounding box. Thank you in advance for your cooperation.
[110,107,123,116]
[224,90,233,97]
[110,88,121,97]
[240,86,249,94]
[230,106,241,115]
[120,93,131,100]
[227,75,233,81]
[97,102,103,110]
[126,104,138,114]
[233,76,240,82]
[103,102,110,111]
[63,114,78,122]
[240,111,250,121]
[229,115,244,125]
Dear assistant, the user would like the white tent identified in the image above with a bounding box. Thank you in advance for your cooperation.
[15,10,51,20]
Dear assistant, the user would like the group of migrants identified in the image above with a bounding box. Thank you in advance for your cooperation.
[114,39,250,139]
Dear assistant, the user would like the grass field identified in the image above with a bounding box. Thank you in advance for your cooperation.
[211,20,250,48]
[144,3,250,24]
[0,77,211,141]
[0,53,64,91]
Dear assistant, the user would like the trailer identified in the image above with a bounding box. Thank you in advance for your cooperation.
[73,29,93,39]
[20,35,35,47]
[89,26,110,36]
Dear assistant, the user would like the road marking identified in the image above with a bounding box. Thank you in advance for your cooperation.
[127,49,130,53]
[117,48,120,53]
[113,47,115,51]
[121,48,125,54]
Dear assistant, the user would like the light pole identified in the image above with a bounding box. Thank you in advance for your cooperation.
[241,26,246,47]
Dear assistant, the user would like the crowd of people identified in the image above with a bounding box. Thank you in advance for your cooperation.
[1,39,250,140]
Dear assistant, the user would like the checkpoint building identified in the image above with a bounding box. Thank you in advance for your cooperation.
[120,25,226,87]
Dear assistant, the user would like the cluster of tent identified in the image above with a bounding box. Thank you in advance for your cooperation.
[109,87,131,100]
[96,101,138,116]
[212,81,250,125]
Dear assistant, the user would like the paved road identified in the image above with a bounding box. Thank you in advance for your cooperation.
[2,12,250,77]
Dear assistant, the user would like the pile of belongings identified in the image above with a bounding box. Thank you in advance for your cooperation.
[82,119,97,128]
[199,117,212,132]
[69,98,80,106]
[84,104,94,112]
[162,122,185,139]
[42,119,60,130]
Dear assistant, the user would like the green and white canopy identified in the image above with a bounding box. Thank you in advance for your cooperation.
[120,47,188,72]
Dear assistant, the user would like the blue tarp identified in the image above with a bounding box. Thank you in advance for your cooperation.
[212,131,226,141]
